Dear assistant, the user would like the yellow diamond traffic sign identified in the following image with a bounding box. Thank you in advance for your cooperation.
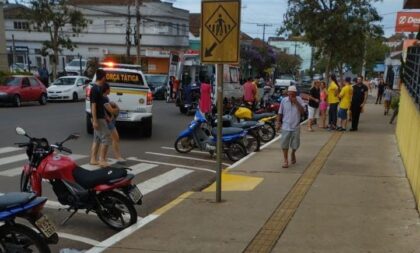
[201,0,241,63]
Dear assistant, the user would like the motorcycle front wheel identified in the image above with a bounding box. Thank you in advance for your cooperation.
[0,223,51,253]
[96,191,137,231]
[258,123,276,142]
[20,171,32,193]
[225,142,247,162]
[174,136,194,153]
[244,132,260,153]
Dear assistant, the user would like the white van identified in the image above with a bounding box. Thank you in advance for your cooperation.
[85,63,153,137]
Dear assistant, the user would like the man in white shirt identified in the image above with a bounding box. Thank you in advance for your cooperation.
[276,86,305,168]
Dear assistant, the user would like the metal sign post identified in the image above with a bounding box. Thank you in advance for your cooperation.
[201,0,240,203]
[216,64,223,202]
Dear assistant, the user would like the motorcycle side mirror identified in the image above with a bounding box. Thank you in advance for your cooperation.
[69,133,80,140]
[16,127,27,136]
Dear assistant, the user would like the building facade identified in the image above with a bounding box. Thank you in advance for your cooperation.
[4,0,189,74]
[268,37,313,71]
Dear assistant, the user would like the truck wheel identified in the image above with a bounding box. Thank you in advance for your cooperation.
[143,118,152,137]
[86,114,93,134]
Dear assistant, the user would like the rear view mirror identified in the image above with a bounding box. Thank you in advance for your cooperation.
[16,127,26,136]
[69,133,80,140]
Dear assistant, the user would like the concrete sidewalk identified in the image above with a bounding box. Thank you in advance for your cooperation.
[102,102,420,253]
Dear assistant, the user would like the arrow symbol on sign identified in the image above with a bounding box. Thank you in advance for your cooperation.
[205,42,218,57]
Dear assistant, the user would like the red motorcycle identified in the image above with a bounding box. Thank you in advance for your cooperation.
[15,127,142,230]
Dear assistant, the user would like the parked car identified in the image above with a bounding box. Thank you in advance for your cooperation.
[144,74,168,100]
[47,76,89,102]
[65,59,88,75]
[275,74,296,92]
[313,74,324,81]
[0,75,47,107]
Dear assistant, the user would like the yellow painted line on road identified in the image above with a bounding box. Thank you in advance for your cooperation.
[243,132,342,253]
[203,172,263,192]
[153,191,194,216]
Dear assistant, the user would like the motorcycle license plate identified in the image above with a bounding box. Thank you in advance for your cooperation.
[35,215,56,238]
[129,186,143,204]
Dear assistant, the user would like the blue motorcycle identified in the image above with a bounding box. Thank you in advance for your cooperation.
[174,110,248,161]
[0,192,58,253]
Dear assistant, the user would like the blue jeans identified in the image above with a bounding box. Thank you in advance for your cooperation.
[328,103,338,128]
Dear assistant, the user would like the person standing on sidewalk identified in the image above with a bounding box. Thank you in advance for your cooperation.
[243,77,257,108]
[199,77,212,114]
[375,79,385,104]
[276,86,305,168]
[89,69,111,167]
[337,77,353,131]
[383,85,393,115]
[350,76,369,131]
[307,80,320,131]
[327,74,340,130]
[319,81,328,128]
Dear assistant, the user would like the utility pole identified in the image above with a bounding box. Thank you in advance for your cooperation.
[126,1,131,59]
[0,1,8,72]
[257,23,272,42]
[135,0,141,66]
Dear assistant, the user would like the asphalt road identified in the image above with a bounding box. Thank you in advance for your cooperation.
[0,100,230,252]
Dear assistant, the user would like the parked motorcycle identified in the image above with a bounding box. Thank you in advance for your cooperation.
[174,110,247,162]
[230,106,277,142]
[15,127,142,231]
[208,114,262,153]
[0,192,58,253]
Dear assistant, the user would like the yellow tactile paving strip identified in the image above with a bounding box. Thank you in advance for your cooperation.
[243,132,342,253]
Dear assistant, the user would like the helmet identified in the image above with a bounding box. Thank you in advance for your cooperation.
[234,107,253,120]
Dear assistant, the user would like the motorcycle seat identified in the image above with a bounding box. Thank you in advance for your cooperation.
[231,121,259,129]
[0,192,36,211]
[252,113,276,121]
[73,167,128,189]
[211,127,244,136]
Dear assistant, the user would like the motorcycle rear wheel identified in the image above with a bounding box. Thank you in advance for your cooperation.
[0,223,51,253]
[174,136,194,153]
[258,123,276,142]
[225,142,247,162]
[96,191,137,231]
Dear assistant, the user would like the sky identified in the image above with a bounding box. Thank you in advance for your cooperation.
[165,0,410,39]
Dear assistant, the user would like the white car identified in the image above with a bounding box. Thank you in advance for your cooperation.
[65,59,88,75]
[47,76,89,101]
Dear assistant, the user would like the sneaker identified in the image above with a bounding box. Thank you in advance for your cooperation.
[349,128,357,131]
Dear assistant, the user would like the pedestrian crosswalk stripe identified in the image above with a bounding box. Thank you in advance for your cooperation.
[129,163,158,175]
[0,154,27,167]
[137,168,193,195]
[0,147,21,155]
[0,154,87,177]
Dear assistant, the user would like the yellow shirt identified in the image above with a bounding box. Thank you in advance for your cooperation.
[339,84,353,109]
[327,81,340,104]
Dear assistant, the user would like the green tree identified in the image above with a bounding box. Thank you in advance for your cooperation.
[275,51,302,75]
[28,0,89,79]
[280,0,383,82]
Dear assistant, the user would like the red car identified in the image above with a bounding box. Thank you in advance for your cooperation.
[0,75,47,107]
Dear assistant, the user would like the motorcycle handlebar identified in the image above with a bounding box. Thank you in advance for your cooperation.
[50,144,72,154]
[14,142,30,148]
